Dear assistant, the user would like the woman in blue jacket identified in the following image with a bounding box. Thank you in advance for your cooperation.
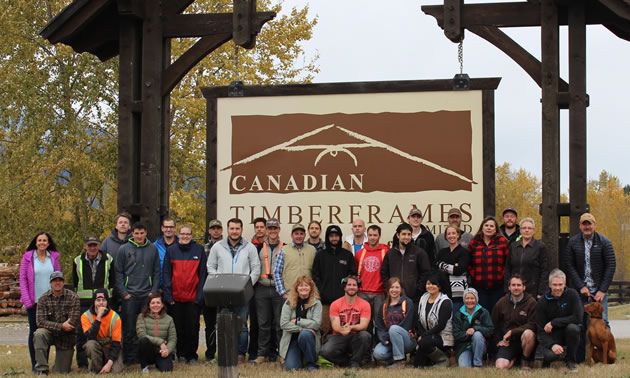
[373,277,416,368]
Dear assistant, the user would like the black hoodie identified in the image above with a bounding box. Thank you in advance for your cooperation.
[311,225,357,305]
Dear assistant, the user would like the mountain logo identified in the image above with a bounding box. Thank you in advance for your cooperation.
[223,111,477,194]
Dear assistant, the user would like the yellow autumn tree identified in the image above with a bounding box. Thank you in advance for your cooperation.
[495,163,543,238]
[587,171,630,280]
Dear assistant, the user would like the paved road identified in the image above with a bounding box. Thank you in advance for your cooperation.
[2,318,630,346]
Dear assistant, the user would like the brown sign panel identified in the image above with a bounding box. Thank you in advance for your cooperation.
[204,79,500,241]
[225,111,474,194]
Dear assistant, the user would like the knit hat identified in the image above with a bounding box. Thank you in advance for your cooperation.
[463,288,479,302]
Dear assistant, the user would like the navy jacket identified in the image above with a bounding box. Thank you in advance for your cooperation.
[563,232,616,293]
[535,287,582,348]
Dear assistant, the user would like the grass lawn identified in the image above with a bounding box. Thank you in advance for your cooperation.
[609,304,630,320]
[1,341,629,377]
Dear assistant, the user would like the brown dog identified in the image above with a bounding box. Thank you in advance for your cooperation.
[584,302,616,364]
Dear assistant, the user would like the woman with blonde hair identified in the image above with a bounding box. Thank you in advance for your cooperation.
[279,275,322,371]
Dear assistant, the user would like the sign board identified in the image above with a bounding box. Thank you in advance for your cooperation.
[203,79,500,242]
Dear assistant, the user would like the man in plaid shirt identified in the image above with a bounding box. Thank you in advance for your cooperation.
[34,271,81,374]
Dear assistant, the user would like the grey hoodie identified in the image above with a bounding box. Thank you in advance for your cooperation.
[114,237,160,298]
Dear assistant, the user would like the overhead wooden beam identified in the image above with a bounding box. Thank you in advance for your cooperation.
[163,14,233,38]
[42,0,111,43]
[444,0,464,42]
[163,0,196,15]
[467,24,568,91]
[162,33,232,96]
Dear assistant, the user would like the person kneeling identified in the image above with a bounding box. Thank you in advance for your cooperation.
[453,288,494,367]
[135,295,176,373]
[414,273,453,368]
[319,275,371,369]
[535,269,582,372]
[81,289,123,374]
[279,275,322,371]
[373,278,416,368]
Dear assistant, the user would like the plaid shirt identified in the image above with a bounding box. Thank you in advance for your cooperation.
[467,235,509,289]
[36,288,81,350]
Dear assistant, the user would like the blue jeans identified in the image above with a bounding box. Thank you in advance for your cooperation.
[27,305,37,372]
[457,331,486,367]
[373,325,416,362]
[452,300,464,316]
[221,304,249,356]
[121,295,147,364]
[284,330,318,371]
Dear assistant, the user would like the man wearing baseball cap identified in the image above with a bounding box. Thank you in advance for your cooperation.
[435,208,473,251]
[273,223,316,300]
[34,271,81,374]
[73,235,114,369]
[253,218,284,363]
[406,208,437,265]
[81,288,123,374]
[500,207,521,248]
[564,212,616,363]
[203,219,223,362]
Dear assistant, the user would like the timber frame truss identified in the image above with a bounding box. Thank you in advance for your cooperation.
[40,0,274,239]
[423,0,630,268]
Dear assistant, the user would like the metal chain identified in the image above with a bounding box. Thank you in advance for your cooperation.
[233,45,240,78]
[458,40,464,74]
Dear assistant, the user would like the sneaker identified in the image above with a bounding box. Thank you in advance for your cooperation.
[566,361,578,372]
[141,366,150,374]
[237,355,246,364]
[253,356,266,364]
[178,356,187,363]
[186,358,198,365]
[349,362,361,369]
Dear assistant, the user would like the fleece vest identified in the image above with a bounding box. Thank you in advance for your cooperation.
[282,244,315,292]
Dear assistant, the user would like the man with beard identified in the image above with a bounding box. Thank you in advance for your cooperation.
[207,218,260,364]
[80,289,123,374]
[500,207,521,248]
[435,208,473,250]
[492,275,537,370]
[355,225,389,335]
[319,275,371,369]
[163,225,207,364]
[306,221,325,253]
[381,223,431,305]
[312,225,357,341]
[407,208,437,266]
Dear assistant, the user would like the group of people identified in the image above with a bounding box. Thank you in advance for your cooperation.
[18,206,616,374]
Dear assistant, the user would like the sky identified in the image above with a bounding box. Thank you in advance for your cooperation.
[280,0,630,193]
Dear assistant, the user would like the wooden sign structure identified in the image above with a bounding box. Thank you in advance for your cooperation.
[39,0,274,239]
[422,0,630,268]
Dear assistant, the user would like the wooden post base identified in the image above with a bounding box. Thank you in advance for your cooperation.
[217,312,242,378]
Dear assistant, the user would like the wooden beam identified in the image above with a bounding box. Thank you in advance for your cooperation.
[162,33,232,96]
[43,0,112,43]
[467,24,568,91]
[206,96,218,228]
[482,89,496,218]
[541,0,561,270]
[444,0,464,42]
[568,0,588,235]
[163,0,196,15]
[162,14,233,38]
